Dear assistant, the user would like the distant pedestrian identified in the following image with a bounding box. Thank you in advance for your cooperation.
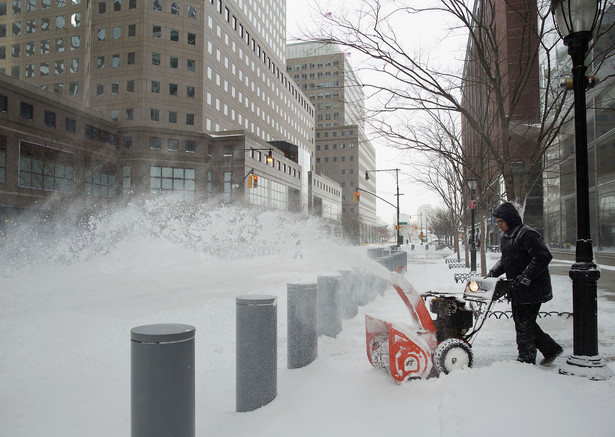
[487,202,563,365]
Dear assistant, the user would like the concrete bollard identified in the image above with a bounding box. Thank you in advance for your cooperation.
[317,275,343,337]
[131,323,196,437]
[287,282,318,369]
[236,295,277,412]
[339,270,359,320]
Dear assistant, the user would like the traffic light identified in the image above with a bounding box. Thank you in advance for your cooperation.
[353,191,360,202]
[248,174,259,188]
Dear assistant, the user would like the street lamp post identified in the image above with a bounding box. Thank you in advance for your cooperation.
[467,178,477,272]
[550,0,611,379]
[365,168,401,247]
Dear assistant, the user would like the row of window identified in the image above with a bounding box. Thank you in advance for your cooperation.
[1,93,117,146]
[317,143,356,150]
[149,137,196,153]
[1,0,83,14]
[316,129,356,138]
[316,156,356,163]
[1,37,81,59]
[288,60,341,72]
[204,0,313,117]
[1,13,82,36]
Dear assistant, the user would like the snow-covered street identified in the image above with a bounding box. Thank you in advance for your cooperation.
[1,203,615,437]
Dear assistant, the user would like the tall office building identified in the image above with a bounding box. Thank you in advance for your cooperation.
[461,0,543,242]
[1,0,345,217]
[286,42,378,243]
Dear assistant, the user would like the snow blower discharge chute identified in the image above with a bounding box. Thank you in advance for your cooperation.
[365,273,512,382]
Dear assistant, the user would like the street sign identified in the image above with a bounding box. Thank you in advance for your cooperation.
[399,222,408,225]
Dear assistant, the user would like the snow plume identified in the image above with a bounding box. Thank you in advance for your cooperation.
[0,197,348,275]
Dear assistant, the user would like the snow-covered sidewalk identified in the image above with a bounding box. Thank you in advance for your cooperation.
[1,206,615,437]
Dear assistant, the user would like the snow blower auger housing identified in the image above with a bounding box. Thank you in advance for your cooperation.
[366,274,512,382]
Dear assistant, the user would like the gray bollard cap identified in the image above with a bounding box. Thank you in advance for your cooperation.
[236,295,277,306]
[131,323,195,343]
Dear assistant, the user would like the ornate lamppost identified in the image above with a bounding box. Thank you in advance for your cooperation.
[550,0,611,379]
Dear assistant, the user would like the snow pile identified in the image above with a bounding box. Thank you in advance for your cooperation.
[1,201,615,437]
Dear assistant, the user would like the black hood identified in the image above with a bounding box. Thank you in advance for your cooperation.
[493,202,522,229]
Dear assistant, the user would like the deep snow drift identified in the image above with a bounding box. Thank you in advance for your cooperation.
[1,200,615,437]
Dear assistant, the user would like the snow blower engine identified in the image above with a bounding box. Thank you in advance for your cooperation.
[366,275,513,382]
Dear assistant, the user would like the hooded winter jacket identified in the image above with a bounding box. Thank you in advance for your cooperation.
[489,202,553,304]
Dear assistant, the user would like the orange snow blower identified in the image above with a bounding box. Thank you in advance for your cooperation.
[366,272,512,382]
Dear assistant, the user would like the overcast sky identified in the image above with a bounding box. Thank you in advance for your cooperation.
[285,1,455,224]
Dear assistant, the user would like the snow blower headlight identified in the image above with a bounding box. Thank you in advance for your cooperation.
[467,281,480,293]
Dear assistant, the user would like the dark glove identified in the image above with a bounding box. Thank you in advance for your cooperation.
[515,274,531,288]
[486,270,496,278]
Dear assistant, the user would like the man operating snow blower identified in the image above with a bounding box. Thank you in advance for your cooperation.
[487,202,563,366]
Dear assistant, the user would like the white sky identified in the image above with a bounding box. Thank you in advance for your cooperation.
[285,0,461,224]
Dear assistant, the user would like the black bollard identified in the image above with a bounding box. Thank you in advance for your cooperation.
[287,282,318,369]
[131,323,195,437]
[236,295,277,412]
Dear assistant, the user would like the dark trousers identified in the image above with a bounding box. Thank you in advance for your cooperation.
[511,303,561,364]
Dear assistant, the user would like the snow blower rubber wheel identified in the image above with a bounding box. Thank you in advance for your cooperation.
[433,338,473,375]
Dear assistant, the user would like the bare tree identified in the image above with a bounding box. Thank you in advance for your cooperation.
[297,0,615,210]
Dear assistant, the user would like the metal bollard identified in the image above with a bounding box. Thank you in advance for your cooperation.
[317,275,343,337]
[339,270,358,320]
[236,295,277,412]
[131,323,195,437]
[287,283,318,369]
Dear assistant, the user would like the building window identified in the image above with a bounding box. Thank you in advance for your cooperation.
[122,136,132,149]
[84,167,116,198]
[185,140,195,152]
[149,137,161,149]
[152,0,160,11]
[171,2,178,14]
[152,25,161,38]
[44,110,56,127]
[170,29,178,41]
[65,117,76,132]
[126,80,134,92]
[20,102,33,120]
[167,138,179,151]
[127,52,135,64]
[18,140,75,193]
[98,2,105,13]
[68,81,79,96]
[128,23,136,36]
[187,59,195,72]
[126,108,133,120]
[122,166,131,196]
[150,108,159,121]
[168,111,177,123]
[187,32,195,45]
[113,0,120,11]
[150,166,195,200]
[186,113,194,125]
[0,138,5,184]
[188,6,196,19]
[170,56,178,68]
[152,53,160,65]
